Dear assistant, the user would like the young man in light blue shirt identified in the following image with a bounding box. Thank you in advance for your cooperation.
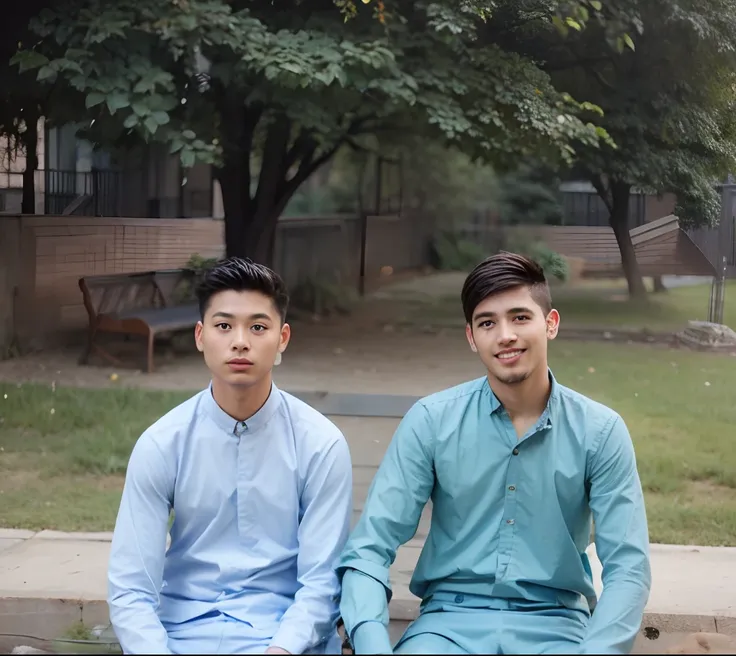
[338,252,651,654]
[108,257,353,655]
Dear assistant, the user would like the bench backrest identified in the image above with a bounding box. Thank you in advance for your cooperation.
[79,269,199,320]
[79,272,162,319]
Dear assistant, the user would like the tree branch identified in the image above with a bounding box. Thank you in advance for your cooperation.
[253,114,291,219]
[271,115,375,219]
[590,173,613,212]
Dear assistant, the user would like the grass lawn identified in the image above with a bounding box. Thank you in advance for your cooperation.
[0,341,735,545]
[398,279,736,332]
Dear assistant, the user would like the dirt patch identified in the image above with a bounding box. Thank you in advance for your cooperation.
[0,464,42,490]
[688,480,736,502]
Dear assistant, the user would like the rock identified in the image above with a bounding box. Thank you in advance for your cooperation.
[11,648,51,655]
[676,321,736,351]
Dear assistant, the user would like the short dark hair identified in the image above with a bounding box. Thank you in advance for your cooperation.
[195,257,289,322]
[461,251,552,324]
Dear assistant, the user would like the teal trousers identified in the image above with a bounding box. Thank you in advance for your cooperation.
[394,592,588,655]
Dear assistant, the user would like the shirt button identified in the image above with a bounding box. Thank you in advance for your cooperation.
[454,594,464,603]
[508,485,516,491]
[512,448,519,456]
[507,519,515,525]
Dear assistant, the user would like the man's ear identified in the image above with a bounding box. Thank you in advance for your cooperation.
[465,323,477,352]
[279,322,291,353]
[194,321,204,352]
[546,309,560,340]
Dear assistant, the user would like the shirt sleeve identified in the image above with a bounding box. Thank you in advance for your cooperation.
[108,433,175,655]
[581,415,652,654]
[337,402,435,654]
[270,436,354,655]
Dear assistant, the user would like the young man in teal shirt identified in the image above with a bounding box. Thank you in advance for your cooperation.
[338,252,651,654]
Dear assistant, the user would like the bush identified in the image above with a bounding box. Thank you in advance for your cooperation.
[173,254,219,304]
[429,230,487,271]
[186,253,219,275]
[289,276,358,318]
[504,235,570,282]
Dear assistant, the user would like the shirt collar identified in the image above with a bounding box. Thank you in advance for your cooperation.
[203,381,283,437]
[485,368,559,426]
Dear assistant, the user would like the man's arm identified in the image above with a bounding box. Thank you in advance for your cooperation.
[108,434,175,655]
[269,437,353,655]
[581,415,651,654]
[337,402,435,655]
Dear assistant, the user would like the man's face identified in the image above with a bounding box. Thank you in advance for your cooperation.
[465,285,559,386]
[194,289,290,388]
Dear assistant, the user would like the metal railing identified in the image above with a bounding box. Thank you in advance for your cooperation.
[45,168,127,216]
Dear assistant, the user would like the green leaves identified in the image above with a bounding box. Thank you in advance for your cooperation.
[84,92,105,108]
[539,0,736,228]
[10,0,622,187]
[105,93,129,114]
[10,50,49,73]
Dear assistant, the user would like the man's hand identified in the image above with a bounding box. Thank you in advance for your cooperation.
[266,648,291,655]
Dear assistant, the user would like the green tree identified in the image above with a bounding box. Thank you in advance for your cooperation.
[521,0,736,297]
[11,0,615,263]
[0,0,55,213]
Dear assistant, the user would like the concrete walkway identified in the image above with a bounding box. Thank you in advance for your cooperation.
[0,529,734,653]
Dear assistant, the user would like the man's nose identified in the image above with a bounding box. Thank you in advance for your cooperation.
[230,327,250,350]
[497,322,518,344]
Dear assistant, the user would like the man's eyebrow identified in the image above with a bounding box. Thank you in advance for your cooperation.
[211,311,273,321]
[473,307,536,322]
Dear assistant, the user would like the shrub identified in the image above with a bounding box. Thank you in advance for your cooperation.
[289,276,358,318]
[429,230,487,271]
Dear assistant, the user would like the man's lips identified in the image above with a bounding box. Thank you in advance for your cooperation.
[228,358,254,366]
[495,349,525,360]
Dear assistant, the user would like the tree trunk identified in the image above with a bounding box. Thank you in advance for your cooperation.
[609,181,648,299]
[219,189,279,265]
[215,101,349,267]
[652,275,667,293]
[21,111,39,215]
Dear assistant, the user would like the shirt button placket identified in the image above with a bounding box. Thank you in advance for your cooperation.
[497,444,521,579]
[236,422,251,536]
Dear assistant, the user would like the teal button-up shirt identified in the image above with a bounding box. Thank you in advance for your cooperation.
[338,373,651,654]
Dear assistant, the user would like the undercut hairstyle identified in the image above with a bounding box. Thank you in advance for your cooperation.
[195,257,289,322]
[461,251,552,324]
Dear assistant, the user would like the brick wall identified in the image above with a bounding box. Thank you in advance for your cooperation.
[0,217,23,353]
[2,212,434,350]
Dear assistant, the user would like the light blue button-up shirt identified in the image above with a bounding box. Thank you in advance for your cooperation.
[338,373,651,655]
[108,384,353,655]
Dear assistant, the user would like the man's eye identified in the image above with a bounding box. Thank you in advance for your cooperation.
[252,324,267,332]
[515,315,530,322]
[479,320,494,328]
[216,323,231,330]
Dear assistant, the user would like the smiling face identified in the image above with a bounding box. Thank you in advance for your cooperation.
[194,289,290,389]
[465,284,559,386]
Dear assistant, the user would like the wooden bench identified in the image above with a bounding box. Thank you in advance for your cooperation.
[78,269,200,373]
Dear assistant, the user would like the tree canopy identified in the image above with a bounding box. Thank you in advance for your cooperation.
[11,0,615,262]
[518,0,736,296]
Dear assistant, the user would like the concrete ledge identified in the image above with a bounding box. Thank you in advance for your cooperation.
[0,597,109,652]
[33,531,114,542]
[0,596,732,638]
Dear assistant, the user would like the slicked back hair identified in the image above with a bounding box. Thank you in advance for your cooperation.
[461,252,552,325]
[195,257,289,322]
